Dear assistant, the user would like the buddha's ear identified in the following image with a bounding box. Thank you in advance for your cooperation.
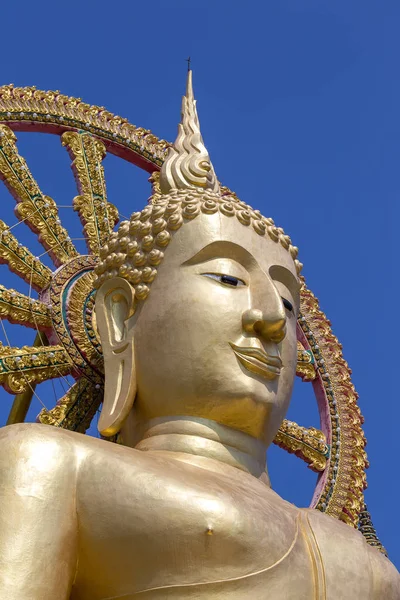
[95,277,136,437]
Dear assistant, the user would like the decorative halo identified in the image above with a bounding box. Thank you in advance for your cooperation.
[0,85,382,553]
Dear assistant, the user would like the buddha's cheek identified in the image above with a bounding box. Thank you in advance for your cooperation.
[133,280,246,415]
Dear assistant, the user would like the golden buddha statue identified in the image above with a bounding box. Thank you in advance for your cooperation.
[0,72,398,599]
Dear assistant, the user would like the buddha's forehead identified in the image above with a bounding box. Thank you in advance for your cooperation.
[162,212,298,277]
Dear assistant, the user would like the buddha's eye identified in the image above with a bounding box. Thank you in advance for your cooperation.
[282,297,293,312]
[202,273,246,287]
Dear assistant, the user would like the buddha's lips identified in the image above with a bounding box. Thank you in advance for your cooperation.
[229,343,282,380]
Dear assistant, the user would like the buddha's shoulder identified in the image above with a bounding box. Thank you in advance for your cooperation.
[0,422,95,464]
[0,422,164,474]
[0,421,76,447]
[303,508,400,598]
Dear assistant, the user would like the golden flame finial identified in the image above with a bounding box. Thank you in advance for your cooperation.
[159,70,220,194]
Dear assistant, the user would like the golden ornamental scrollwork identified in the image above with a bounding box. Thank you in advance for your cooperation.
[62,131,119,255]
[0,125,78,266]
[48,255,102,385]
[0,342,72,394]
[66,269,102,372]
[0,220,52,291]
[0,284,51,329]
[299,284,367,527]
[296,340,316,381]
[0,84,170,169]
[38,378,102,433]
[274,420,328,472]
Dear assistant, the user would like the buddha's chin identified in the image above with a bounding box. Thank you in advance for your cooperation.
[134,367,290,439]
[209,383,290,442]
[182,390,285,441]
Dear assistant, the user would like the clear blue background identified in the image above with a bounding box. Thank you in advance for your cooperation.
[0,0,398,568]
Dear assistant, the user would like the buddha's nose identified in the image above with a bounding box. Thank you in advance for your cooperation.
[242,308,287,344]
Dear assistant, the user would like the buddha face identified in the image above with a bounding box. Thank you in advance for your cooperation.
[97,210,300,446]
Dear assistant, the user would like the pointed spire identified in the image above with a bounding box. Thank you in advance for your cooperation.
[159,70,219,194]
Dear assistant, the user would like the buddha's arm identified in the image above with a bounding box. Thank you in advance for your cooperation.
[0,424,78,599]
[368,543,400,599]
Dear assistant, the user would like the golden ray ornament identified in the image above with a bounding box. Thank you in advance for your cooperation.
[0,342,72,394]
[0,219,52,290]
[62,131,119,254]
[0,80,384,555]
[0,284,52,329]
[0,125,78,265]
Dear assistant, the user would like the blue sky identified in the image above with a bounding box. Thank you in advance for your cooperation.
[0,0,398,566]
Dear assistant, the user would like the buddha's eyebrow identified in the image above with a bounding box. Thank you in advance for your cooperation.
[269,264,301,302]
[182,241,257,269]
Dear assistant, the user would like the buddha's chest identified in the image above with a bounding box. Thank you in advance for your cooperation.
[72,453,314,599]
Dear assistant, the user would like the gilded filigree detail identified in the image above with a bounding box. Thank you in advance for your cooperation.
[0,284,51,329]
[67,270,102,371]
[62,131,118,254]
[296,340,316,381]
[0,125,78,266]
[299,284,367,528]
[0,220,52,291]
[0,342,72,394]
[49,255,102,385]
[358,505,387,556]
[0,85,170,167]
[38,377,102,433]
[274,421,328,472]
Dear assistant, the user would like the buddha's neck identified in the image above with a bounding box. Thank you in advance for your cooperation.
[121,414,270,484]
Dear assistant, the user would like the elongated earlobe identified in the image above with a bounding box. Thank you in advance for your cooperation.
[95,277,136,436]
